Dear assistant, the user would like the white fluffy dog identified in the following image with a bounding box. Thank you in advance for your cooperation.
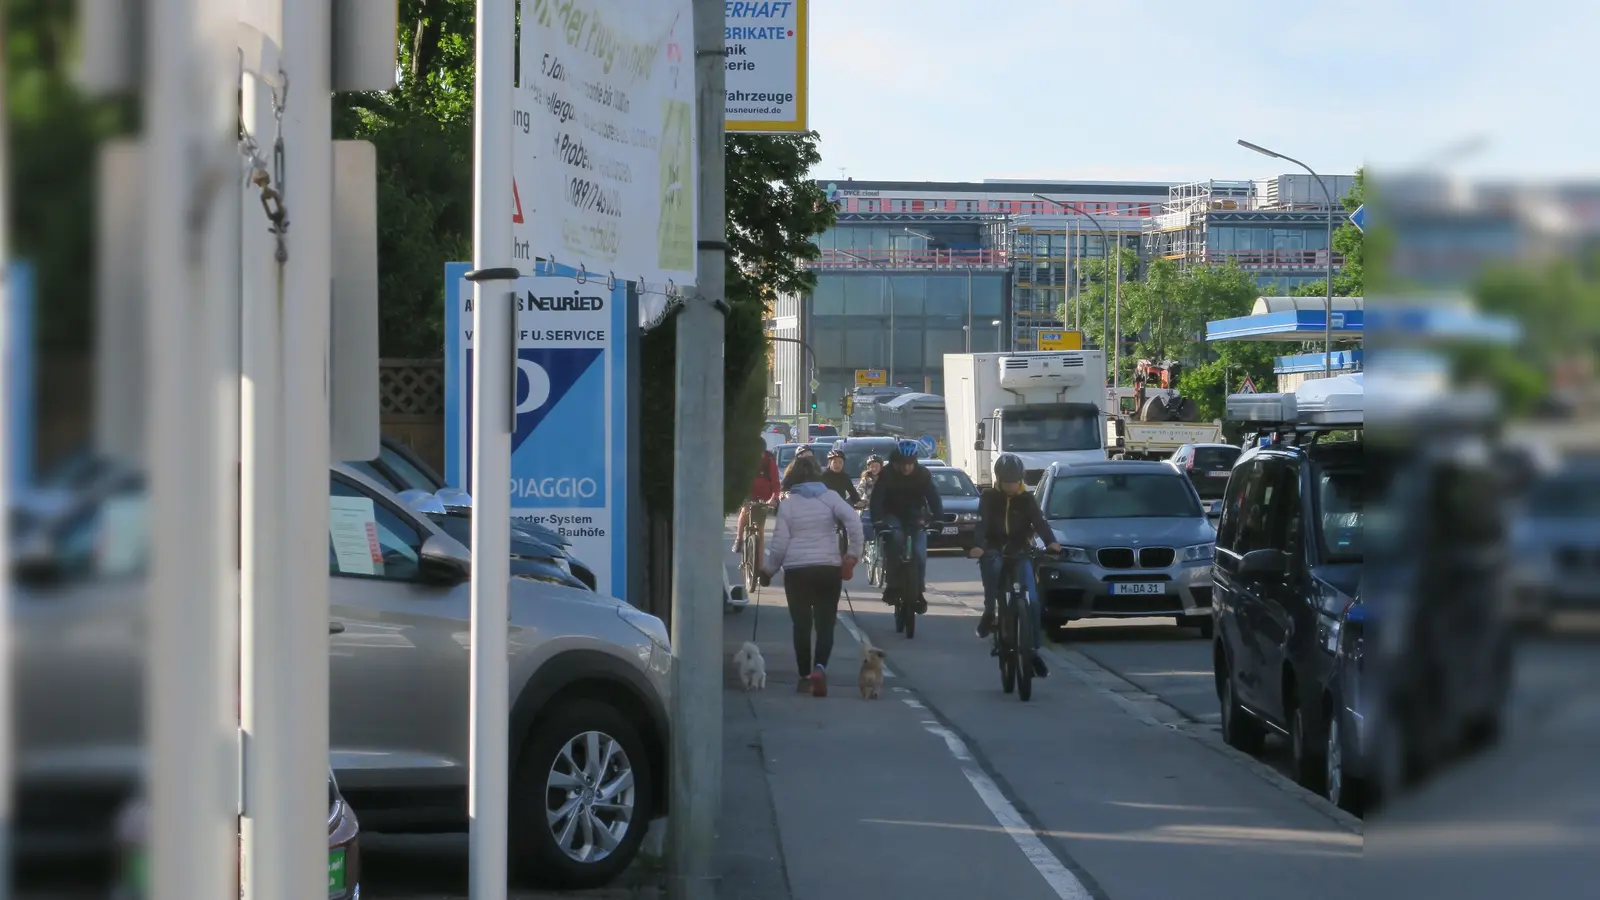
[733,641,767,691]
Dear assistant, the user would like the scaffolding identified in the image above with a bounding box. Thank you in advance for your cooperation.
[1141,177,1352,270]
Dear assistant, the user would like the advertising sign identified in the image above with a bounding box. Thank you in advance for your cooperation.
[443,261,630,599]
[516,0,696,287]
[724,0,809,133]
[1036,329,1083,351]
[854,368,886,387]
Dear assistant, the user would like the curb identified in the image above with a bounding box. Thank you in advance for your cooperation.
[925,588,1366,836]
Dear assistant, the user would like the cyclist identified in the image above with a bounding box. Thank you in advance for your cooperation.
[968,453,1060,677]
[869,440,942,611]
[856,454,885,504]
[821,449,861,506]
[734,446,782,554]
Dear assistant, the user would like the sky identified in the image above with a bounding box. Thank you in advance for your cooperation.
[804,0,1600,185]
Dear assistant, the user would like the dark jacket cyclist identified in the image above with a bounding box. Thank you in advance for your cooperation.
[968,453,1059,677]
[868,441,942,612]
[821,449,862,506]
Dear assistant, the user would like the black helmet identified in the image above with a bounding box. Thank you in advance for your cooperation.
[993,453,1026,485]
[827,448,844,460]
[890,440,921,464]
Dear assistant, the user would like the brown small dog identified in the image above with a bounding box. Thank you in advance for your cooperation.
[858,647,887,700]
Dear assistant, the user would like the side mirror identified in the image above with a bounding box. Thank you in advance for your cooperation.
[1237,548,1288,578]
[419,534,471,584]
[1207,500,1223,520]
[11,532,64,584]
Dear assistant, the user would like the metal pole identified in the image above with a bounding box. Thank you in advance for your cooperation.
[1113,231,1122,389]
[966,266,973,351]
[0,6,11,893]
[143,0,237,896]
[668,0,727,896]
[467,0,516,893]
[1033,195,1107,374]
[888,275,896,384]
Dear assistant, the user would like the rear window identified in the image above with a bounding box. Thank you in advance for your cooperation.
[1046,472,1202,520]
[1193,447,1240,470]
[808,424,839,437]
[929,469,977,497]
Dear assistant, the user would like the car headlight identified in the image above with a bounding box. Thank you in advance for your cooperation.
[1057,545,1092,565]
[959,513,980,523]
[619,606,671,652]
[1181,543,1215,562]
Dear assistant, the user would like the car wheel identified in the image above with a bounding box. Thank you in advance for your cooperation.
[1216,647,1265,755]
[1179,616,1213,639]
[1326,708,1363,815]
[1291,700,1327,793]
[510,703,652,889]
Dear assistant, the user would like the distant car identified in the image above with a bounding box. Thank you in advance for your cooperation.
[829,436,933,480]
[773,442,826,473]
[1168,443,1242,500]
[1508,460,1600,625]
[1033,461,1217,637]
[925,466,980,550]
[807,424,840,438]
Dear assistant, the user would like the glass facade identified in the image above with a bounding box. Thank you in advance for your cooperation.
[806,271,1007,412]
[1208,225,1330,252]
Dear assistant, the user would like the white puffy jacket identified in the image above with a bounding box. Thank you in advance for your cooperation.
[765,481,864,572]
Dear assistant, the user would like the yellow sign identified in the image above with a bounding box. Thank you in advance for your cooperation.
[855,368,887,387]
[1036,330,1084,351]
[724,0,809,134]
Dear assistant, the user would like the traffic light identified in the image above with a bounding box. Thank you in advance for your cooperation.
[810,394,818,411]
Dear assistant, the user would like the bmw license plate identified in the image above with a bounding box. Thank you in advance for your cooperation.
[1111,582,1165,595]
[941,526,959,535]
[1207,471,1229,478]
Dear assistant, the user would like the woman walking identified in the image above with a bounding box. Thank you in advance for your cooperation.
[763,456,863,696]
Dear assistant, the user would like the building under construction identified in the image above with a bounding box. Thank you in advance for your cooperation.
[1142,175,1359,294]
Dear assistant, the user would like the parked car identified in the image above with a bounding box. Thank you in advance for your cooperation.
[12,459,672,889]
[1167,442,1242,500]
[111,770,360,899]
[1324,595,1367,815]
[399,491,592,591]
[1032,461,1217,637]
[345,436,598,591]
[924,466,980,550]
[1211,437,1364,794]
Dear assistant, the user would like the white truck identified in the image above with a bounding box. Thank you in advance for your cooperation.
[1106,418,1224,460]
[944,350,1109,488]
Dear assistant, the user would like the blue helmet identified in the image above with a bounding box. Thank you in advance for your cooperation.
[891,439,921,464]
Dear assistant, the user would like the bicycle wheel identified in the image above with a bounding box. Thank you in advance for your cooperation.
[743,533,759,593]
[904,599,916,639]
[1015,592,1035,703]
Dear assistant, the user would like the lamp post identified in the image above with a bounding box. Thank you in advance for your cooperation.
[991,319,1003,350]
[1237,139,1336,377]
[841,249,897,384]
[1034,194,1117,386]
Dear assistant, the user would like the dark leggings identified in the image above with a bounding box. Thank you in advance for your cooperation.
[783,565,843,673]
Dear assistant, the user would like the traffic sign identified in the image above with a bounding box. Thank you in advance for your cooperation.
[917,435,937,456]
[808,378,820,393]
[1239,375,1257,394]
[1036,329,1083,351]
[1348,204,1365,233]
[855,368,887,387]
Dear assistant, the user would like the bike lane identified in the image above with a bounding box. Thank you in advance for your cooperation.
[831,556,1363,900]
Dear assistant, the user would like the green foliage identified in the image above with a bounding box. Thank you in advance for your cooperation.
[1290,167,1365,299]
[5,0,138,353]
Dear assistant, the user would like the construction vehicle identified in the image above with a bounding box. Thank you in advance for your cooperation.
[1106,359,1222,459]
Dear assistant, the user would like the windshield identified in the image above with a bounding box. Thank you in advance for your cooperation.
[379,444,443,492]
[1046,472,1201,519]
[1193,447,1241,469]
[1314,466,1363,562]
[1001,405,1102,453]
[929,469,977,497]
[1525,472,1600,518]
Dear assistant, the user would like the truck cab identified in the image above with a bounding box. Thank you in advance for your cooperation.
[975,402,1105,486]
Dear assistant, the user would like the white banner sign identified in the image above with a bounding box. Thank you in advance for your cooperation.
[724,0,808,133]
[517,0,697,288]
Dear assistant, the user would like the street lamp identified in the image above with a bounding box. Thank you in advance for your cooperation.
[906,226,974,351]
[991,319,1003,351]
[840,249,897,384]
[1034,194,1120,386]
[1237,139,1337,377]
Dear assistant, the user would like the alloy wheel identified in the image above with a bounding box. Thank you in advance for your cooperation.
[545,730,636,863]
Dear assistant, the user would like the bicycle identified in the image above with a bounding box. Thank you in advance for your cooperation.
[991,547,1059,702]
[740,501,774,594]
[882,522,929,639]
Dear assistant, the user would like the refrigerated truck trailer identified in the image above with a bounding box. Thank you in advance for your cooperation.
[944,350,1109,488]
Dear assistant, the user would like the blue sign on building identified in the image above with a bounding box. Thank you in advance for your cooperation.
[443,261,630,598]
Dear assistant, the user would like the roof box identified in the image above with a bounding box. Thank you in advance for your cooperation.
[1225,373,1363,429]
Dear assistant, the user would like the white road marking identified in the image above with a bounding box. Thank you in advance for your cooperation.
[901,698,925,709]
[922,723,1095,900]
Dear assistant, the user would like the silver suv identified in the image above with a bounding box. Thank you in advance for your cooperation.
[1033,461,1218,638]
[12,460,670,889]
